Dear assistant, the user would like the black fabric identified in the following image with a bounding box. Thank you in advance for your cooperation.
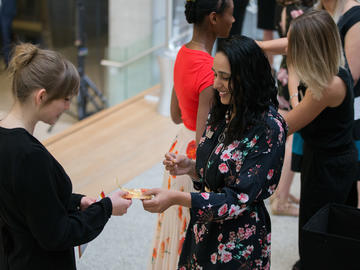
[257,0,276,30]
[299,68,354,150]
[338,6,360,140]
[230,0,250,36]
[296,68,358,265]
[298,143,357,265]
[0,127,112,270]
[217,0,250,48]
[302,203,360,270]
[291,153,302,172]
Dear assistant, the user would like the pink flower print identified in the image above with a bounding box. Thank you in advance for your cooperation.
[291,9,304,18]
[277,68,288,86]
[200,192,210,200]
[262,245,271,258]
[238,227,245,240]
[227,140,240,151]
[220,251,232,263]
[220,151,231,161]
[210,253,217,264]
[267,233,271,243]
[218,204,228,216]
[236,162,242,173]
[226,242,235,250]
[245,227,253,239]
[249,136,258,147]
[179,267,186,270]
[268,184,277,195]
[231,150,241,161]
[229,204,241,217]
[198,209,204,216]
[218,163,229,174]
[217,233,223,242]
[229,231,236,241]
[215,144,223,155]
[255,259,262,267]
[250,211,259,221]
[267,169,274,180]
[243,245,254,259]
[237,193,249,203]
[218,243,226,253]
[274,118,284,134]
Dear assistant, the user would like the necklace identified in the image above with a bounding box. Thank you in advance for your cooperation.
[218,108,231,143]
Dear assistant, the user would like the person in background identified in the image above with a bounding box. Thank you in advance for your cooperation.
[269,0,315,217]
[257,0,277,66]
[148,1,234,269]
[0,43,132,270]
[0,0,16,66]
[260,10,357,270]
[317,0,360,208]
[144,35,287,269]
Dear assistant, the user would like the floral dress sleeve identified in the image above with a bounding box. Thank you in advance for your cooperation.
[190,111,287,223]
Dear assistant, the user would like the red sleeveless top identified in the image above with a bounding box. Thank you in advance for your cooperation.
[173,45,214,131]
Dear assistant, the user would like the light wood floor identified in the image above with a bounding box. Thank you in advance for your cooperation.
[43,85,178,198]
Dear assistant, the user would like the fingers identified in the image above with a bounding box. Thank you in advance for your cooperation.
[142,198,162,213]
[142,188,159,196]
[116,190,129,197]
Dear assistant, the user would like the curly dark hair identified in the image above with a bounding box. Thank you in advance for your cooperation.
[185,0,228,24]
[209,35,279,145]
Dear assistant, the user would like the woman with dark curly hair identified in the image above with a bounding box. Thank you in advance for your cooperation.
[143,36,287,269]
[148,0,234,269]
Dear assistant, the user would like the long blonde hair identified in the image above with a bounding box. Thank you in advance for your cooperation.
[287,10,344,99]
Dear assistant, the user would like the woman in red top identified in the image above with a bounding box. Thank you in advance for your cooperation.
[149,0,234,269]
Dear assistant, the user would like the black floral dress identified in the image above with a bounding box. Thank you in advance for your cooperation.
[178,106,287,270]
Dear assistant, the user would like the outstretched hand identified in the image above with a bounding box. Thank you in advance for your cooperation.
[108,190,132,216]
[163,152,192,176]
[142,188,174,213]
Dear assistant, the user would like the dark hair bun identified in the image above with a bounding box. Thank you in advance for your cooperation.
[185,2,196,24]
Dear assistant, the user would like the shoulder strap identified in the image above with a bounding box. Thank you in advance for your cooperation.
[338,6,360,45]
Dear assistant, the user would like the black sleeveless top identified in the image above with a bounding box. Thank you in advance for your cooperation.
[299,68,354,151]
[338,6,360,139]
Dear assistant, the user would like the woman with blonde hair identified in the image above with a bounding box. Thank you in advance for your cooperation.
[318,0,360,208]
[265,10,357,270]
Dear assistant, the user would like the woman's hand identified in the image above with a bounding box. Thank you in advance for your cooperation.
[80,196,96,211]
[142,188,175,213]
[163,152,192,176]
[108,190,132,216]
[142,189,191,213]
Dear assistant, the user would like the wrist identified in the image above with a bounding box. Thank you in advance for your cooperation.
[289,92,298,100]
[171,190,191,208]
[186,160,197,179]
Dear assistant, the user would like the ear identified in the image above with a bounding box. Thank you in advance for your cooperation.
[209,11,217,26]
[34,88,48,106]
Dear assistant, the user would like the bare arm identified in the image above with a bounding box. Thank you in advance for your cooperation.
[257,38,288,55]
[344,22,360,86]
[170,87,182,124]
[288,66,300,108]
[285,76,346,135]
[195,86,214,145]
